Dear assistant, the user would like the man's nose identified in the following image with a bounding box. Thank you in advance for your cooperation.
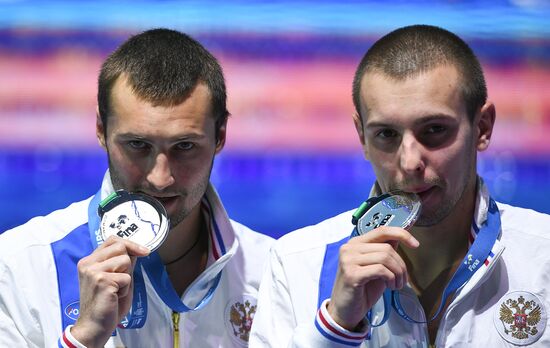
[399,133,425,175]
[146,153,175,191]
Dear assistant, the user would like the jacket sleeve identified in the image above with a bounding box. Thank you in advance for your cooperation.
[0,260,45,347]
[0,303,33,347]
[249,245,369,348]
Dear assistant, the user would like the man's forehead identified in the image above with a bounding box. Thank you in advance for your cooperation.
[360,64,460,88]
[111,74,212,109]
[359,66,465,124]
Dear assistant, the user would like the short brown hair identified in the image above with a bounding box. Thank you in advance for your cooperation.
[98,28,229,138]
[352,25,487,121]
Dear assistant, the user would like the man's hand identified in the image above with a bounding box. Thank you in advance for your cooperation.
[71,236,150,348]
[327,227,419,330]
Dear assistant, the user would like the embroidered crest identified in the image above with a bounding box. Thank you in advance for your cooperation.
[494,291,547,346]
[225,295,257,346]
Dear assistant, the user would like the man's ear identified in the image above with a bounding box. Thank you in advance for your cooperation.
[352,112,369,159]
[214,119,227,154]
[476,101,496,152]
[96,106,107,150]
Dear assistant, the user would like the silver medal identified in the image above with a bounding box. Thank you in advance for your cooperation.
[355,191,421,236]
[98,191,170,251]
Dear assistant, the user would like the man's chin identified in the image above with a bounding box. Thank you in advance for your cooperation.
[414,217,439,227]
[167,207,193,230]
[415,204,453,227]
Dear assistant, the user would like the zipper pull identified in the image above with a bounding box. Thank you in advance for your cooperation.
[172,311,180,348]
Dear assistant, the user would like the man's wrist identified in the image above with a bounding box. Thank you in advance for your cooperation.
[59,325,88,348]
[314,299,370,346]
[69,321,109,348]
[326,299,366,332]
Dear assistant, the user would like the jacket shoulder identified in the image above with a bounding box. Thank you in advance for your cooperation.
[499,202,550,241]
[0,198,91,259]
[230,219,275,253]
[273,209,355,256]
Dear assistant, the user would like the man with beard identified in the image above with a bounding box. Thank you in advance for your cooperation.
[0,28,273,347]
[250,25,550,347]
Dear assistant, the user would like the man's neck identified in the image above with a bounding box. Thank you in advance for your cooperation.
[398,181,477,343]
[402,216,471,293]
[157,203,209,296]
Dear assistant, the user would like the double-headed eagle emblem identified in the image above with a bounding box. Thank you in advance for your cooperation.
[229,299,257,343]
[499,295,542,340]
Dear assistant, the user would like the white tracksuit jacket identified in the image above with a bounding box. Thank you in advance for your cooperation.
[0,172,273,348]
[250,178,550,347]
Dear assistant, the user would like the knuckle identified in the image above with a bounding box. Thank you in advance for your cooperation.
[106,235,120,242]
[92,272,107,284]
[122,273,132,284]
[77,257,88,270]
[380,252,393,264]
[121,255,132,269]
[339,253,351,266]
[101,236,117,246]
[112,242,127,255]
[372,264,386,275]
[339,243,351,255]
[381,243,393,253]
[77,257,96,275]
[339,264,357,281]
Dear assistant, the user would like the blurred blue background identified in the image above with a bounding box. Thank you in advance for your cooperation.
[1,1,549,238]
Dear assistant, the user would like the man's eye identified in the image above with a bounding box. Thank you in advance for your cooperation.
[421,124,452,148]
[426,125,446,134]
[376,129,398,138]
[176,142,195,151]
[128,141,149,150]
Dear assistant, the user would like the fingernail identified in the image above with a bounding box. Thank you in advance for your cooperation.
[410,236,420,247]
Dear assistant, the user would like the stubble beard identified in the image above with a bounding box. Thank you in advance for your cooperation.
[414,178,467,227]
[414,146,476,227]
[167,176,209,229]
[387,176,460,227]
[108,158,214,230]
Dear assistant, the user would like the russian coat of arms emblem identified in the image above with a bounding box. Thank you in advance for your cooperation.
[225,295,257,346]
[494,291,546,346]
[499,295,541,339]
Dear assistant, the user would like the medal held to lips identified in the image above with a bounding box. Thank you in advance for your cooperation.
[351,190,421,237]
[98,190,170,251]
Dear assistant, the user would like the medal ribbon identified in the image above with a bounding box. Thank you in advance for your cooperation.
[359,197,501,326]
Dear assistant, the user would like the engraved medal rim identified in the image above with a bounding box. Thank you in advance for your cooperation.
[98,191,170,252]
[356,191,421,235]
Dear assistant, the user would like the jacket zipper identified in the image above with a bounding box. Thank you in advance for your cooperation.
[435,250,504,346]
[172,311,180,348]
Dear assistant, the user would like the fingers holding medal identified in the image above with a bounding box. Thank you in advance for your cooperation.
[327,191,421,331]
[71,191,168,347]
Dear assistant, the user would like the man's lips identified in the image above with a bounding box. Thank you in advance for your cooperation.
[149,196,179,211]
[399,186,435,201]
[153,196,178,203]
[412,186,436,202]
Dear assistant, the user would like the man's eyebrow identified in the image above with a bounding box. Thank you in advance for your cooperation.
[116,133,146,139]
[413,114,455,125]
[364,121,392,129]
[172,134,207,142]
[365,114,455,129]
[116,133,207,141]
